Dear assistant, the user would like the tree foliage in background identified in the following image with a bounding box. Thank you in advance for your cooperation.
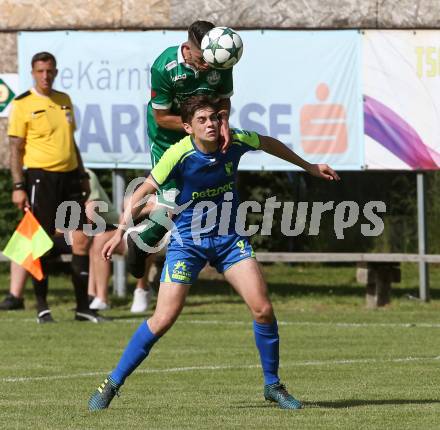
[0,170,22,249]
[238,170,434,254]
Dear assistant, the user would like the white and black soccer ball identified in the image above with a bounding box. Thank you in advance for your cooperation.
[201,27,243,70]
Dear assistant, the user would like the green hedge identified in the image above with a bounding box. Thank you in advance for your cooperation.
[1,169,439,254]
[0,170,22,249]
[237,170,438,253]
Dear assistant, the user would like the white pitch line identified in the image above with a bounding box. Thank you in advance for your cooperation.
[2,355,440,383]
[182,320,440,329]
[3,318,440,329]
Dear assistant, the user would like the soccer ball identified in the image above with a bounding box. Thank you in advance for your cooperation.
[201,27,243,70]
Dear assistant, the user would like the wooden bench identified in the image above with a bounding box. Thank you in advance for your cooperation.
[356,262,401,308]
[1,252,439,307]
[255,253,440,308]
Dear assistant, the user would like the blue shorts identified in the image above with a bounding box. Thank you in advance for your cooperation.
[160,234,255,284]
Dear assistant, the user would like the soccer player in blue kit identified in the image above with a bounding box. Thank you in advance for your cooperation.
[88,95,339,411]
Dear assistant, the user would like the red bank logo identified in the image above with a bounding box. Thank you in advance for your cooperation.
[300,83,348,154]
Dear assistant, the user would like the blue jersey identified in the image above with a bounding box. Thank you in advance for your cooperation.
[150,129,261,238]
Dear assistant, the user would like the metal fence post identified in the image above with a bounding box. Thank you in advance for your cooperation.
[417,172,429,301]
[112,169,126,297]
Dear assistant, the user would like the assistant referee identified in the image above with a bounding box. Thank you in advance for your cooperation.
[8,51,103,323]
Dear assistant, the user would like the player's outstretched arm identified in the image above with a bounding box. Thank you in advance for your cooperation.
[102,176,157,260]
[259,135,340,181]
[153,108,185,132]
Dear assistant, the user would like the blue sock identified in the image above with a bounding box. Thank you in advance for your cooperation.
[110,321,160,385]
[253,320,280,385]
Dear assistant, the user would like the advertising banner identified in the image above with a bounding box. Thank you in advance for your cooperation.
[0,74,19,118]
[18,31,183,168]
[232,30,363,171]
[363,30,440,170]
[19,30,363,170]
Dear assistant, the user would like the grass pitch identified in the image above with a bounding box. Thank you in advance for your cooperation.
[1,263,440,429]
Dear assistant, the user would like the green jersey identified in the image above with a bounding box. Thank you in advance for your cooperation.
[147,44,233,164]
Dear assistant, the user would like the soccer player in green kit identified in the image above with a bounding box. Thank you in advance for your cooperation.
[127,20,234,277]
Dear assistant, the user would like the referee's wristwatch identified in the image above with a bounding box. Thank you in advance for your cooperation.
[13,181,26,191]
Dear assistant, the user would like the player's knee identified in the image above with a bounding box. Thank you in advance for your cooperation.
[252,302,274,323]
[149,313,176,335]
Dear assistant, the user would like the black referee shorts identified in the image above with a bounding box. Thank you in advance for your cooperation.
[25,168,87,236]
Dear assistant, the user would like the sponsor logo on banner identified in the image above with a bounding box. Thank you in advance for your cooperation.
[0,74,18,117]
[363,30,440,170]
[0,79,15,113]
[300,83,348,154]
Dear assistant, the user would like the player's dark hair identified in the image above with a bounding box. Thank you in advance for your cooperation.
[188,20,215,48]
[181,95,219,124]
[31,52,57,68]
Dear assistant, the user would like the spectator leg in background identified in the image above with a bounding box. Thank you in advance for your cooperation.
[71,230,91,312]
[10,261,28,299]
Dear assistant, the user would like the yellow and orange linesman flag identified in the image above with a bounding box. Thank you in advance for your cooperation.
[2,210,53,281]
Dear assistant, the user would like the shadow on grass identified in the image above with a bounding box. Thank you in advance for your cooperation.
[105,314,150,320]
[232,398,440,410]
[189,279,439,301]
[190,280,367,298]
[305,399,440,408]
[10,259,439,309]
